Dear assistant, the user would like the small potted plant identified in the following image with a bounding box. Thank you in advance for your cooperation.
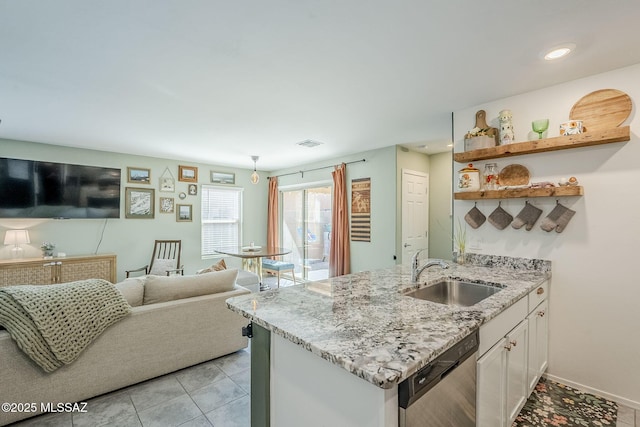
[452,220,467,265]
[41,242,55,259]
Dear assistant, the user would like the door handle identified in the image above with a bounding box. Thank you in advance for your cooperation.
[404,243,411,248]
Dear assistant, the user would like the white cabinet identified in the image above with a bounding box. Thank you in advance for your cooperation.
[477,281,548,427]
[527,298,549,393]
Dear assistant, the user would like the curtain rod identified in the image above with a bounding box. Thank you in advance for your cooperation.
[270,158,366,179]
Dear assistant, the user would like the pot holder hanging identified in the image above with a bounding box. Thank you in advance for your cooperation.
[464,203,486,229]
[488,202,513,230]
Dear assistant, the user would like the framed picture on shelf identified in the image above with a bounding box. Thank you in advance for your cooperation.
[127,167,151,184]
[210,171,235,185]
[178,165,198,182]
[159,197,174,213]
[125,187,155,219]
[176,204,192,222]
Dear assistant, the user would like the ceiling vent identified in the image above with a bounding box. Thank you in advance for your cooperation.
[297,139,323,148]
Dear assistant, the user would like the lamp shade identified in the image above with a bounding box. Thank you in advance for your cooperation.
[4,229,31,245]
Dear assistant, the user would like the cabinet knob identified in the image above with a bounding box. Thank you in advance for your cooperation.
[504,344,512,351]
[537,310,545,317]
[510,340,517,347]
[536,287,544,295]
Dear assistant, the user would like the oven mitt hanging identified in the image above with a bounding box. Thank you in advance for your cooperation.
[488,203,513,230]
[540,203,576,233]
[464,204,486,229]
[512,202,543,231]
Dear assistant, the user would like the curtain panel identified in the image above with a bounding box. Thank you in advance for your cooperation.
[329,163,350,277]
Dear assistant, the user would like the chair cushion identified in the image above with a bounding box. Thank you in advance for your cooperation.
[262,259,295,271]
[143,269,239,305]
[113,277,146,307]
[148,258,177,275]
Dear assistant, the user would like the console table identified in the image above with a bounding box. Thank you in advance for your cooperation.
[0,254,117,287]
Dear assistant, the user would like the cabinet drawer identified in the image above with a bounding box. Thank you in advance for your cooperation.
[479,297,528,357]
[528,281,548,313]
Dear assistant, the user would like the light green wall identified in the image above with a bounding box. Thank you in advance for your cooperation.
[0,139,267,280]
[273,146,397,273]
[427,151,453,260]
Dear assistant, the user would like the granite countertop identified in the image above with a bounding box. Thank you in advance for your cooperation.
[226,254,551,389]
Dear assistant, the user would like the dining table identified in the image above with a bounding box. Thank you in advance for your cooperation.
[214,245,291,291]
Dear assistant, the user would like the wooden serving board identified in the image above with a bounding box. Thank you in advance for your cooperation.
[569,89,632,131]
[499,164,530,186]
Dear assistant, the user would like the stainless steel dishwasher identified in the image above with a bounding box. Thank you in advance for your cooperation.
[398,331,478,427]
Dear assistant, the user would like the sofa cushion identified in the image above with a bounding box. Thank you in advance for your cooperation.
[148,258,177,275]
[197,258,227,274]
[114,277,145,307]
[143,269,239,305]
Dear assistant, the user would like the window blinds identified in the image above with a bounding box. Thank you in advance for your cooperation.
[201,185,243,256]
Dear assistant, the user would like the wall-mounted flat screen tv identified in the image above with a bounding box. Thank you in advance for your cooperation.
[0,157,121,218]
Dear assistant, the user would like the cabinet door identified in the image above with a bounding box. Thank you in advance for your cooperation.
[0,263,53,286]
[506,320,529,425]
[528,299,549,392]
[477,337,507,427]
[59,258,115,283]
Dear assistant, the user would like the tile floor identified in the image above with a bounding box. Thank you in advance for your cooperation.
[10,276,639,427]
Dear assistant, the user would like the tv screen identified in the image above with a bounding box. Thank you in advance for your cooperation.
[0,157,121,218]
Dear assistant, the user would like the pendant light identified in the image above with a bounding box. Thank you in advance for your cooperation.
[250,155,260,184]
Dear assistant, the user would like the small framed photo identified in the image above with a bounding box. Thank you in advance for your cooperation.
[125,187,155,219]
[159,197,174,213]
[211,171,235,185]
[188,184,197,195]
[160,176,175,192]
[127,167,151,184]
[176,204,193,222]
[179,165,198,182]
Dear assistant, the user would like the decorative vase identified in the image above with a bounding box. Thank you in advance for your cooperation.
[455,249,466,265]
[42,250,54,259]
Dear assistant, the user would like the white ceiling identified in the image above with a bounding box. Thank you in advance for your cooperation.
[1,1,640,171]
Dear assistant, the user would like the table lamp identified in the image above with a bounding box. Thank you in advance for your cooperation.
[4,229,30,259]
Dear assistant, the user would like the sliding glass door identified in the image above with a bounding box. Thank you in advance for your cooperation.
[281,185,331,281]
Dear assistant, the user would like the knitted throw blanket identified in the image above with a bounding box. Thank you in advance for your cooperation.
[0,279,131,372]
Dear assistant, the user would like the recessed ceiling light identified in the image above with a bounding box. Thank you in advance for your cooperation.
[544,43,576,61]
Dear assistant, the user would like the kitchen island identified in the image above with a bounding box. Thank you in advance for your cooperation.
[226,254,551,427]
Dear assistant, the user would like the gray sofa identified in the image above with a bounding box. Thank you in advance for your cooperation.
[0,270,251,426]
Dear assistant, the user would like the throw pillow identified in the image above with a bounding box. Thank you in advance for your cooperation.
[148,258,177,276]
[113,277,145,307]
[197,258,227,274]
[143,268,239,305]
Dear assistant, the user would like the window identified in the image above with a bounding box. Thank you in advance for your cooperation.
[201,185,243,256]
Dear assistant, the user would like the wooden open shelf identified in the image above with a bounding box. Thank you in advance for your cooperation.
[454,126,630,163]
[454,185,584,200]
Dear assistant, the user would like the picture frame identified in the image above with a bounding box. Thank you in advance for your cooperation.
[176,204,192,222]
[127,167,151,184]
[178,165,198,182]
[188,184,197,196]
[210,171,235,185]
[159,197,174,213]
[125,187,155,219]
[159,167,175,192]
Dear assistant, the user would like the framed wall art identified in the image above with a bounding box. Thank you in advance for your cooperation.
[176,204,193,222]
[210,171,235,185]
[159,197,175,213]
[127,167,151,184]
[188,184,197,195]
[179,165,198,182]
[159,167,175,192]
[125,187,155,219]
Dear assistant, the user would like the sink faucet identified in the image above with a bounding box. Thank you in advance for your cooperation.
[411,250,450,282]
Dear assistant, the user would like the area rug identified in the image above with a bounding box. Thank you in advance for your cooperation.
[513,377,618,427]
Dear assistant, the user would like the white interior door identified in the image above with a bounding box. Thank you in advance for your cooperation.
[401,169,429,263]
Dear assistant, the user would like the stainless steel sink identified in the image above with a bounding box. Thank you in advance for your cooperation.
[405,280,503,307]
